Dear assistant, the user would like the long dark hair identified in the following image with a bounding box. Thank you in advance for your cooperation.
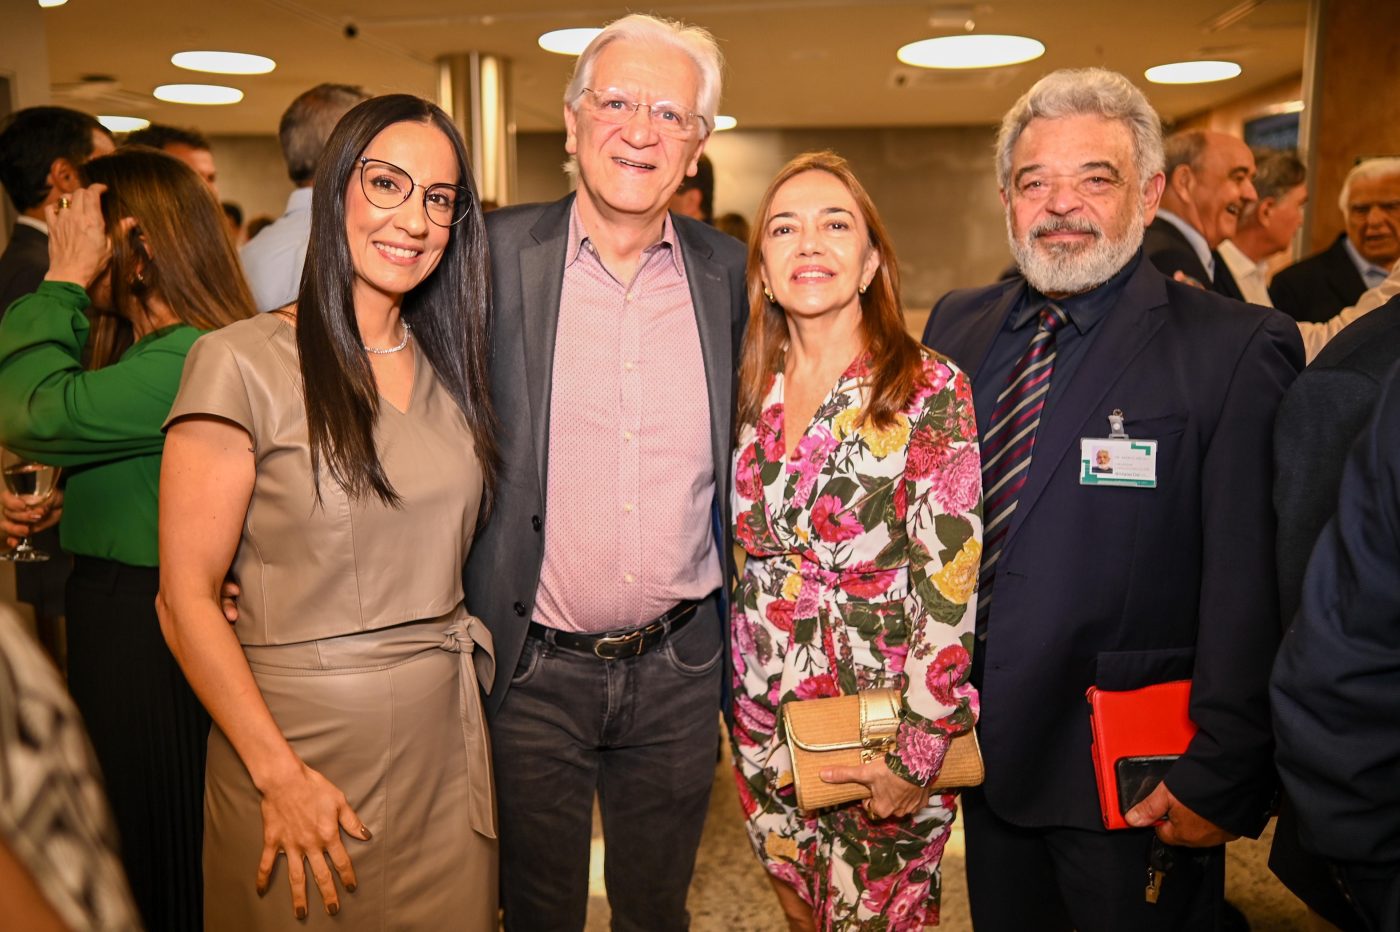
[737,150,923,435]
[297,94,497,507]
[82,146,255,368]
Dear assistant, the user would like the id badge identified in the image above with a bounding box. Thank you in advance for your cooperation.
[1079,410,1158,488]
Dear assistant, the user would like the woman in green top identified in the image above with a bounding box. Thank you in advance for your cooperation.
[0,146,254,931]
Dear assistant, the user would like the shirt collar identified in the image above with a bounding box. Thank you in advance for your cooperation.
[1343,235,1390,286]
[15,215,47,236]
[1218,239,1267,280]
[1157,209,1215,280]
[565,201,682,274]
[1011,249,1143,335]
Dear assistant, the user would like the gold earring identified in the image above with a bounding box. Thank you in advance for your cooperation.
[859,282,868,294]
[763,287,775,304]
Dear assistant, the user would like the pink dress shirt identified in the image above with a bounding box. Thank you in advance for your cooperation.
[532,205,720,633]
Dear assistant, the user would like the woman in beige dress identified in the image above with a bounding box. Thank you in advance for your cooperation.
[156,95,499,929]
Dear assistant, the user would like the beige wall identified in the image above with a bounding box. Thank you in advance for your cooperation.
[209,135,295,234]
[514,125,1010,311]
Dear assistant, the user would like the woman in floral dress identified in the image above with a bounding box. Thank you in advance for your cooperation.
[730,151,982,931]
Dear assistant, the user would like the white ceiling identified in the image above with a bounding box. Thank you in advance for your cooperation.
[42,0,1308,135]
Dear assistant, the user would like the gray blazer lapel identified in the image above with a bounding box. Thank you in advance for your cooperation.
[676,220,734,489]
[519,196,573,491]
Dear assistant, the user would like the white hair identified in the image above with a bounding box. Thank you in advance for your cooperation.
[1339,157,1400,218]
[564,14,723,138]
[995,68,1164,191]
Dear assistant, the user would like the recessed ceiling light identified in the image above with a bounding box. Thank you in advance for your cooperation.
[539,28,602,56]
[171,51,276,75]
[153,84,244,105]
[1144,61,1242,84]
[37,0,68,7]
[713,115,738,132]
[98,115,151,133]
[897,34,1045,69]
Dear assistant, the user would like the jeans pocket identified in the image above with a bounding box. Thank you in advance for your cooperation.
[662,607,723,677]
[510,637,543,687]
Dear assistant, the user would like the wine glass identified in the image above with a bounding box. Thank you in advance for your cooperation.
[1,448,61,563]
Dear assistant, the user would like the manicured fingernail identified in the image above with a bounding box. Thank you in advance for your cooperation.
[360,826,372,840]
[346,883,357,893]
[327,902,339,916]
[295,906,307,920]
[256,884,268,898]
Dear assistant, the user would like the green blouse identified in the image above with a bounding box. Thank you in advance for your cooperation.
[0,281,201,567]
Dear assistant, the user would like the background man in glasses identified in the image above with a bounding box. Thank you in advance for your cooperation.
[464,13,745,930]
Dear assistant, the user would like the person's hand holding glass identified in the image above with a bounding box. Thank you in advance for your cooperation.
[1,449,61,561]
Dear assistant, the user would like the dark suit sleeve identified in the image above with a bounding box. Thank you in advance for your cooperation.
[1273,367,1381,629]
[1272,364,1400,868]
[1268,270,1309,322]
[1164,313,1303,837]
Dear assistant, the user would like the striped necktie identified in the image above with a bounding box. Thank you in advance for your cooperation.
[976,303,1070,636]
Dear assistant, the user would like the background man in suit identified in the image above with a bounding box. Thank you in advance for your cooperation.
[1272,157,1400,323]
[0,106,113,660]
[1218,149,1308,307]
[464,15,746,931]
[1144,129,1257,299]
[1272,356,1400,932]
[670,152,713,222]
[241,83,368,312]
[1265,294,1400,932]
[922,68,1301,930]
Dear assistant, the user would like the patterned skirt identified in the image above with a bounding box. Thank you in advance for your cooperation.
[729,555,958,931]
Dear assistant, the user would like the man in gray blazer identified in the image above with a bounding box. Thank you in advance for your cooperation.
[464,14,746,931]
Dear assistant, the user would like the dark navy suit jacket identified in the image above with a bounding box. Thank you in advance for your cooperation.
[922,255,1302,835]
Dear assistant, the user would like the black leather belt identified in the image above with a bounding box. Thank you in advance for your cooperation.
[527,599,701,660]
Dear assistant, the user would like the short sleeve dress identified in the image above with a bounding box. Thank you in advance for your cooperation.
[730,350,982,930]
[165,313,497,931]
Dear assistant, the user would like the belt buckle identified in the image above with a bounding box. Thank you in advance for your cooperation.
[593,627,646,659]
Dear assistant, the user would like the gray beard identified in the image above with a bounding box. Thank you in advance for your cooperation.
[1008,209,1144,296]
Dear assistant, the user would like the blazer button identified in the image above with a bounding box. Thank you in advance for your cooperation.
[531,515,542,532]
[513,601,527,617]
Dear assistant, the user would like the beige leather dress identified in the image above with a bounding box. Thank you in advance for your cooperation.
[166,313,497,930]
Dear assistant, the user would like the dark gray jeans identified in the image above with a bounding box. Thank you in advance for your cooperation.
[491,599,724,932]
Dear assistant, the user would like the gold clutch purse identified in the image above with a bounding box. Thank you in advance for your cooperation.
[781,687,985,812]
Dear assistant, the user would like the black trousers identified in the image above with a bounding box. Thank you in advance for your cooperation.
[66,556,210,932]
[962,786,1224,931]
[490,600,724,932]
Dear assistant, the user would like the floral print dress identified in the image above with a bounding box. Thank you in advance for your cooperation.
[730,349,982,930]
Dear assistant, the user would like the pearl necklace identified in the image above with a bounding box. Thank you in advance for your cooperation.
[364,320,412,355]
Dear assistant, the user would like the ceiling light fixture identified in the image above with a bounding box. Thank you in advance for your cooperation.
[37,0,68,7]
[538,28,602,56]
[153,84,245,105]
[1144,60,1242,84]
[713,115,737,132]
[897,34,1045,69]
[97,116,152,133]
[171,51,276,75]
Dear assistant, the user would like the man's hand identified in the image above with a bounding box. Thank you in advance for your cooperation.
[1124,781,1239,847]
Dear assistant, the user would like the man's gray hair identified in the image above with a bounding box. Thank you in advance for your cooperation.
[1250,148,1307,202]
[564,14,723,138]
[279,83,369,185]
[996,68,1164,191]
[1339,156,1400,218]
[1163,131,1208,182]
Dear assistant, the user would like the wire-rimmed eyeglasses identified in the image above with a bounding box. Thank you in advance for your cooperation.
[577,87,708,138]
[358,157,471,227]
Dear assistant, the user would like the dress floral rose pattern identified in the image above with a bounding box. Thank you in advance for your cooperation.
[730,349,982,930]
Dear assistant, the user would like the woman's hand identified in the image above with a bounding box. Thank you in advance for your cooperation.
[2,489,61,546]
[820,758,930,820]
[255,761,371,919]
[43,184,113,288]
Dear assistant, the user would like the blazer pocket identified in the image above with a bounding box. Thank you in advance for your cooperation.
[1124,412,1189,438]
[1094,646,1196,691]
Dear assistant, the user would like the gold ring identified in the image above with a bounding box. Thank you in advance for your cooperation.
[57,197,71,210]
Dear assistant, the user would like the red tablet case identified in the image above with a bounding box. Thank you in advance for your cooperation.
[1085,679,1197,830]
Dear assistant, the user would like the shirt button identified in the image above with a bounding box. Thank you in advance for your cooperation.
[625,292,634,301]
[623,431,633,441]
[624,361,635,371]
[623,503,633,513]
[624,573,635,584]
[531,515,542,532]
[513,601,527,617]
